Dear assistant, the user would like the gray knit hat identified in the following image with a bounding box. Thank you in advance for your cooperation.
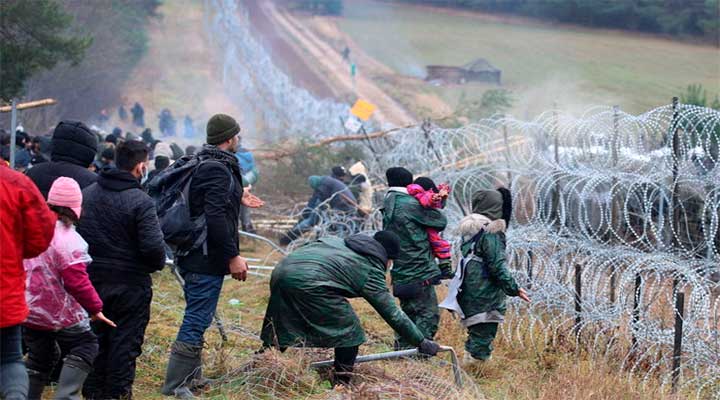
[206,114,240,145]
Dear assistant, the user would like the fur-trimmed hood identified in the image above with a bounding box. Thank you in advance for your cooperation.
[457,213,506,237]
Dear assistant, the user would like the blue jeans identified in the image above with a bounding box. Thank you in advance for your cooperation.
[1,325,28,400]
[176,270,225,346]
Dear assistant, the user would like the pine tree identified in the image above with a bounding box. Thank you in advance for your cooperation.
[0,0,92,102]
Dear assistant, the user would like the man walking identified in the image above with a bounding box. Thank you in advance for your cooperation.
[0,163,56,400]
[382,167,447,349]
[161,114,263,398]
[79,140,166,399]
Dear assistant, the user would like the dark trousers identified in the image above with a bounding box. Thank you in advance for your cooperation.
[333,346,359,384]
[24,322,98,374]
[176,269,224,346]
[465,323,499,360]
[395,284,439,349]
[83,282,152,400]
[0,325,28,400]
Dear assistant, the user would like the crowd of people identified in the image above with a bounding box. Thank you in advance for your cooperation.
[0,111,530,399]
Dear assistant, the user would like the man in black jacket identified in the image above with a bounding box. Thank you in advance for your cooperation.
[161,114,263,398]
[26,120,98,198]
[79,140,166,400]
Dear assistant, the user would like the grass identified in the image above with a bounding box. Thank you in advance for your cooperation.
[335,0,720,116]
[119,237,699,399]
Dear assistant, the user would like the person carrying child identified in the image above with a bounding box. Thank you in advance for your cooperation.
[439,187,530,365]
[406,177,453,279]
[22,177,115,400]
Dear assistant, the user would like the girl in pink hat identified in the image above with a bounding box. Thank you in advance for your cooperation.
[22,177,115,400]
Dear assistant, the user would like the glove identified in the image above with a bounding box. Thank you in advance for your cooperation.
[437,260,453,279]
[418,339,440,356]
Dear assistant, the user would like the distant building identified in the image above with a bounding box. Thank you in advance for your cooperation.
[425,58,501,85]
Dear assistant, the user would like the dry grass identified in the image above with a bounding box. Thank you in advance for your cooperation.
[122,247,702,400]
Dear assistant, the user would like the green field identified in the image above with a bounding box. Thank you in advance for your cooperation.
[337,0,720,115]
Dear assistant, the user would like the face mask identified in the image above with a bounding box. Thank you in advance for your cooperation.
[140,164,149,184]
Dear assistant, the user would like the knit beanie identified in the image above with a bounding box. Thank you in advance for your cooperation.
[331,166,347,179]
[308,175,323,190]
[206,114,240,145]
[386,167,413,187]
[373,230,401,259]
[48,177,82,219]
[51,120,98,167]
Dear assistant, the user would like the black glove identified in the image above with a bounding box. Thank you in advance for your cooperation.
[418,339,440,356]
[438,260,453,279]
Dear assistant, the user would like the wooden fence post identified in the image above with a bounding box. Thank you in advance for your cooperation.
[574,264,582,338]
[527,250,533,289]
[631,274,642,349]
[671,291,684,393]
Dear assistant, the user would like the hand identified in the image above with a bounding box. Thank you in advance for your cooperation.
[418,339,440,356]
[518,288,531,303]
[91,312,117,327]
[438,189,449,198]
[229,256,248,281]
[242,192,265,208]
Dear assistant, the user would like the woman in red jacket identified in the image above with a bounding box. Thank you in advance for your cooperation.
[0,163,56,399]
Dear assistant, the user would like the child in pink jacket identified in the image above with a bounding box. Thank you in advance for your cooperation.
[22,177,115,400]
[407,177,453,279]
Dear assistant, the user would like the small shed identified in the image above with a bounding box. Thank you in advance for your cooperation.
[425,58,501,85]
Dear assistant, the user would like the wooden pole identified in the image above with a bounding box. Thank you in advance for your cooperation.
[631,274,642,349]
[574,264,582,338]
[9,99,17,169]
[501,117,513,188]
[527,250,533,289]
[609,105,620,304]
[0,98,57,113]
[671,291,684,392]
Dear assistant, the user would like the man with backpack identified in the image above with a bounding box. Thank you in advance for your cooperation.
[78,140,166,399]
[161,114,263,398]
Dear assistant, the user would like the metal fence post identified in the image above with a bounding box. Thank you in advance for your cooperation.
[631,274,642,350]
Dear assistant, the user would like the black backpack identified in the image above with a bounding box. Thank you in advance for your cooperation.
[147,155,234,256]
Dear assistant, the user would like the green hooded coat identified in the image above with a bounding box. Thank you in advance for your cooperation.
[260,235,425,349]
[381,189,447,285]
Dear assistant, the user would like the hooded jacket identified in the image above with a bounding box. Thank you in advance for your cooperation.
[26,121,98,198]
[260,235,425,348]
[440,214,519,326]
[307,175,356,213]
[78,168,166,286]
[0,164,56,327]
[381,189,447,285]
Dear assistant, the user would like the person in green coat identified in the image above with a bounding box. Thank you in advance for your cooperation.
[439,188,530,364]
[260,231,441,384]
[381,167,448,349]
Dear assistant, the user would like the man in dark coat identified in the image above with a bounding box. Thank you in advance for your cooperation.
[260,231,441,384]
[161,114,264,398]
[78,140,166,399]
[382,167,447,349]
[26,121,98,199]
[131,102,145,128]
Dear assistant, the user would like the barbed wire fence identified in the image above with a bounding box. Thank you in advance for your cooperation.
[275,101,720,397]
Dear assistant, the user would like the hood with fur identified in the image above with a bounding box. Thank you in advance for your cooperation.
[457,213,506,237]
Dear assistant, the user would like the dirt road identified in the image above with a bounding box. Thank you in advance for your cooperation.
[259,0,417,127]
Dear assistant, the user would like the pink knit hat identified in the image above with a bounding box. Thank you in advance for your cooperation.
[48,177,82,219]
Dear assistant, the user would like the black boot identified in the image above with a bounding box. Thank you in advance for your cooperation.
[26,369,47,400]
[332,346,358,386]
[161,341,202,398]
[54,355,91,400]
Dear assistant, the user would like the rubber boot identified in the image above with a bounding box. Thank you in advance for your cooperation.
[161,341,202,398]
[53,355,91,400]
[26,369,47,400]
